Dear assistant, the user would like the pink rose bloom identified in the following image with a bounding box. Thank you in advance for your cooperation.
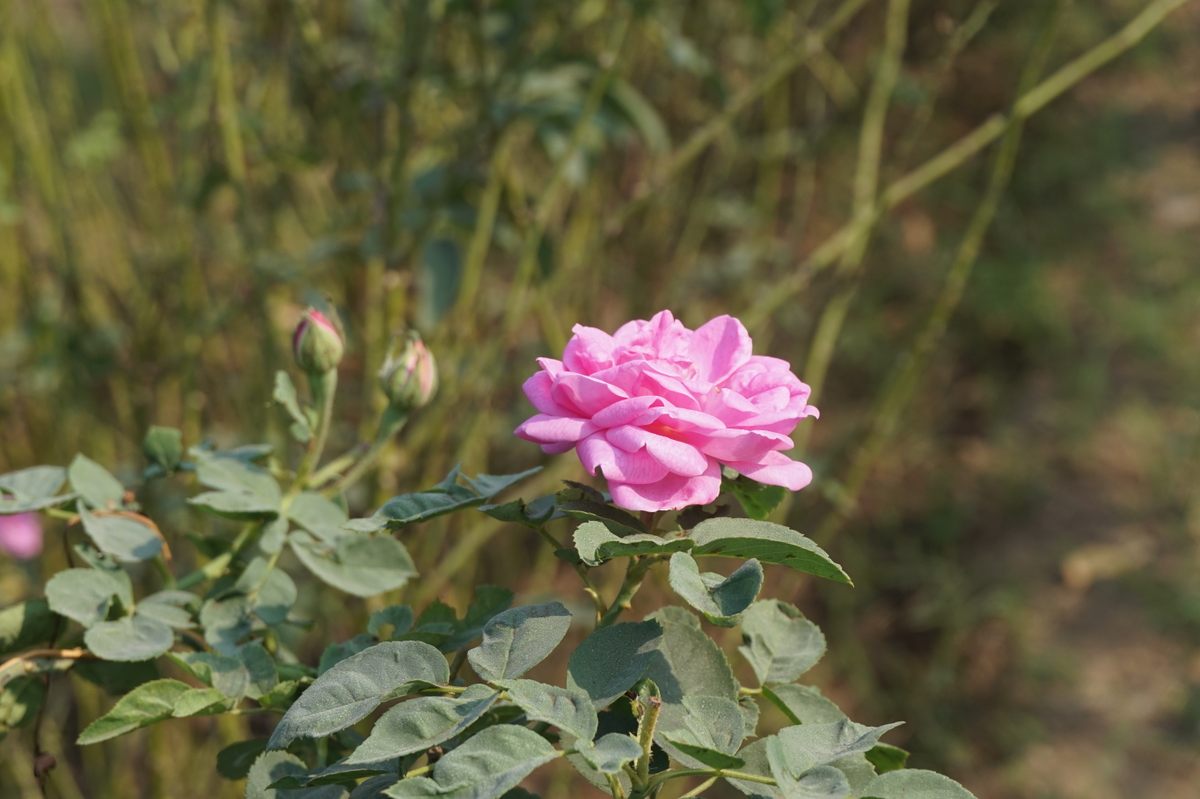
[0,512,43,559]
[515,310,818,511]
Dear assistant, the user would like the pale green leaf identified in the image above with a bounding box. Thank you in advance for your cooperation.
[382,724,557,799]
[77,679,191,744]
[267,641,449,749]
[860,769,978,799]
[566,621,662,709]
[573,521,692,567]
[738,600,826,685]
[496,679,597,741]
[45,568,131,627]
[690,519,851,584]
[290,531,417,598]
[79,506,163,562]
[668,552,762,624]
[68,455,125,508]
[467,602,572,681]
[84,615,174,662]
[346,684,498,765]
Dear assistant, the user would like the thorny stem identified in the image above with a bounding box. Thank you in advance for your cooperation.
[633,681,662,789]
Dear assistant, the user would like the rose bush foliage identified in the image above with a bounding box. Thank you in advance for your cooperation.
[0,309,977,799]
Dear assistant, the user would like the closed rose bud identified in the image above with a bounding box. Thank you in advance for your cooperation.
[292,308,344,375]
[379,332,438,412]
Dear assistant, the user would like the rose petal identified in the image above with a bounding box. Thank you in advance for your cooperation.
[605,425,710,477]
[551,373,628,415]
[522,372,568,416]
[690,315,752,385]
[578,434,670,485]
[607,461,722,512]
[699,428,793,462]
[590,396,666,429]
[728,451,813,491]
[515,414,593,444]
[563,325,617,374]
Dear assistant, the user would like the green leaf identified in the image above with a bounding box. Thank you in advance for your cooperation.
[664,695,746,769]
[495,679,597,741]
[738,600,826,685]
[690,519,851,585]
[246,750,348,798]
[865,744,910,774]
[567,621,662,708]
[288,492,348,539]
[45,568,131,627]
[217,739,267,780]
[478,495,559,527]
[69,455,125,509]
[84,615,174,662]
[463,468,543,498]
[176,642,278,700]
[136,590,197,629]
[763,684,846,725]
[668,552,762,624]
[259,517,289,555]
[200,596,255,654]
[189,449,281,519]
[382,724,557,799]
[235,557,298,625]
[573,521,692,566]
[274,371,313,443]
[766,719,904,775]
[143,426,184,472]
[0,599,57,656]
[467,602,572,681]
[766,762,850,799]
[78,506,163,562]
[268,641,449,749]
[77,679,191,744]
[346,684,499,764]
[190,490,281,519]
[575,733,642,774]
[368,606,414,639]
[171,687,229,717]
[0,465,72,513]
[642,609,739,740]
[727,476,787,521]
[290,531,418,598]
[350,468,541,532]
[860,770,977,799]
[726,738,781,799]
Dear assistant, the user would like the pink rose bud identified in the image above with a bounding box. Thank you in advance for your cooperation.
[514,310,819,512]
[379,332,438,412]
[0,512,43,560]
[292,308,344,374]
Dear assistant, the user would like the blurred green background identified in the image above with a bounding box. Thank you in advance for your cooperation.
[2,0,1198,797]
